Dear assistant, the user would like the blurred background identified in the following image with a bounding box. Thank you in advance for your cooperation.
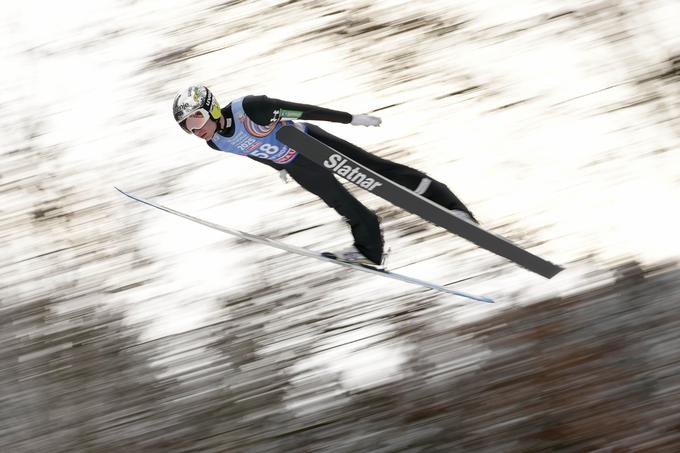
[2,0,679,451]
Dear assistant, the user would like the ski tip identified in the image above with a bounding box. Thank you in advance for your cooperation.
[114,187,140,202]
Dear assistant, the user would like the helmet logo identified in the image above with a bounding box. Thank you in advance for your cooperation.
[175,102,191,113]
[190,86,207,106]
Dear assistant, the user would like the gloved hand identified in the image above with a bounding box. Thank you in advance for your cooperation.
[351,114,382,127]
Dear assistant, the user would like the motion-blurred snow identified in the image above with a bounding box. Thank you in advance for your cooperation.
[2,0,679,451]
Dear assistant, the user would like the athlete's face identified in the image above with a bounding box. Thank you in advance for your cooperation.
[191,116,218,141]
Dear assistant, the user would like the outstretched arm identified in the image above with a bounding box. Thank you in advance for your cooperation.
[242,95,381,127]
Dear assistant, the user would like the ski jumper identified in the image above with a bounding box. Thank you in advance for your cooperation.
[208,95,473,264]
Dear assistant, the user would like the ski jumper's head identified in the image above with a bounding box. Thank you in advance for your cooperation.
[172,85,224,140]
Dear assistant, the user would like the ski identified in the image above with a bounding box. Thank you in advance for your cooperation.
[276,125,564,279]
[115,188,493,303]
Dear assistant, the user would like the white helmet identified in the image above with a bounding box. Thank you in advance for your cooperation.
[172,85,222,134]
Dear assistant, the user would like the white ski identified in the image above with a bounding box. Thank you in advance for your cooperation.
[115,188,493,303]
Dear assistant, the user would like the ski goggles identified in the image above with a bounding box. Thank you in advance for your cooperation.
[179,109,211,134]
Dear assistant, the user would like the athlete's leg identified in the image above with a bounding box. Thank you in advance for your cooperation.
[306,124,476,221]
[283,155,384,264]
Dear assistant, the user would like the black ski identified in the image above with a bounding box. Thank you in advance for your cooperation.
[277,125,563,279]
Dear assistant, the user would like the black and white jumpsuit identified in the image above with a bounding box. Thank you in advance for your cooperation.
[208,95,475,264]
